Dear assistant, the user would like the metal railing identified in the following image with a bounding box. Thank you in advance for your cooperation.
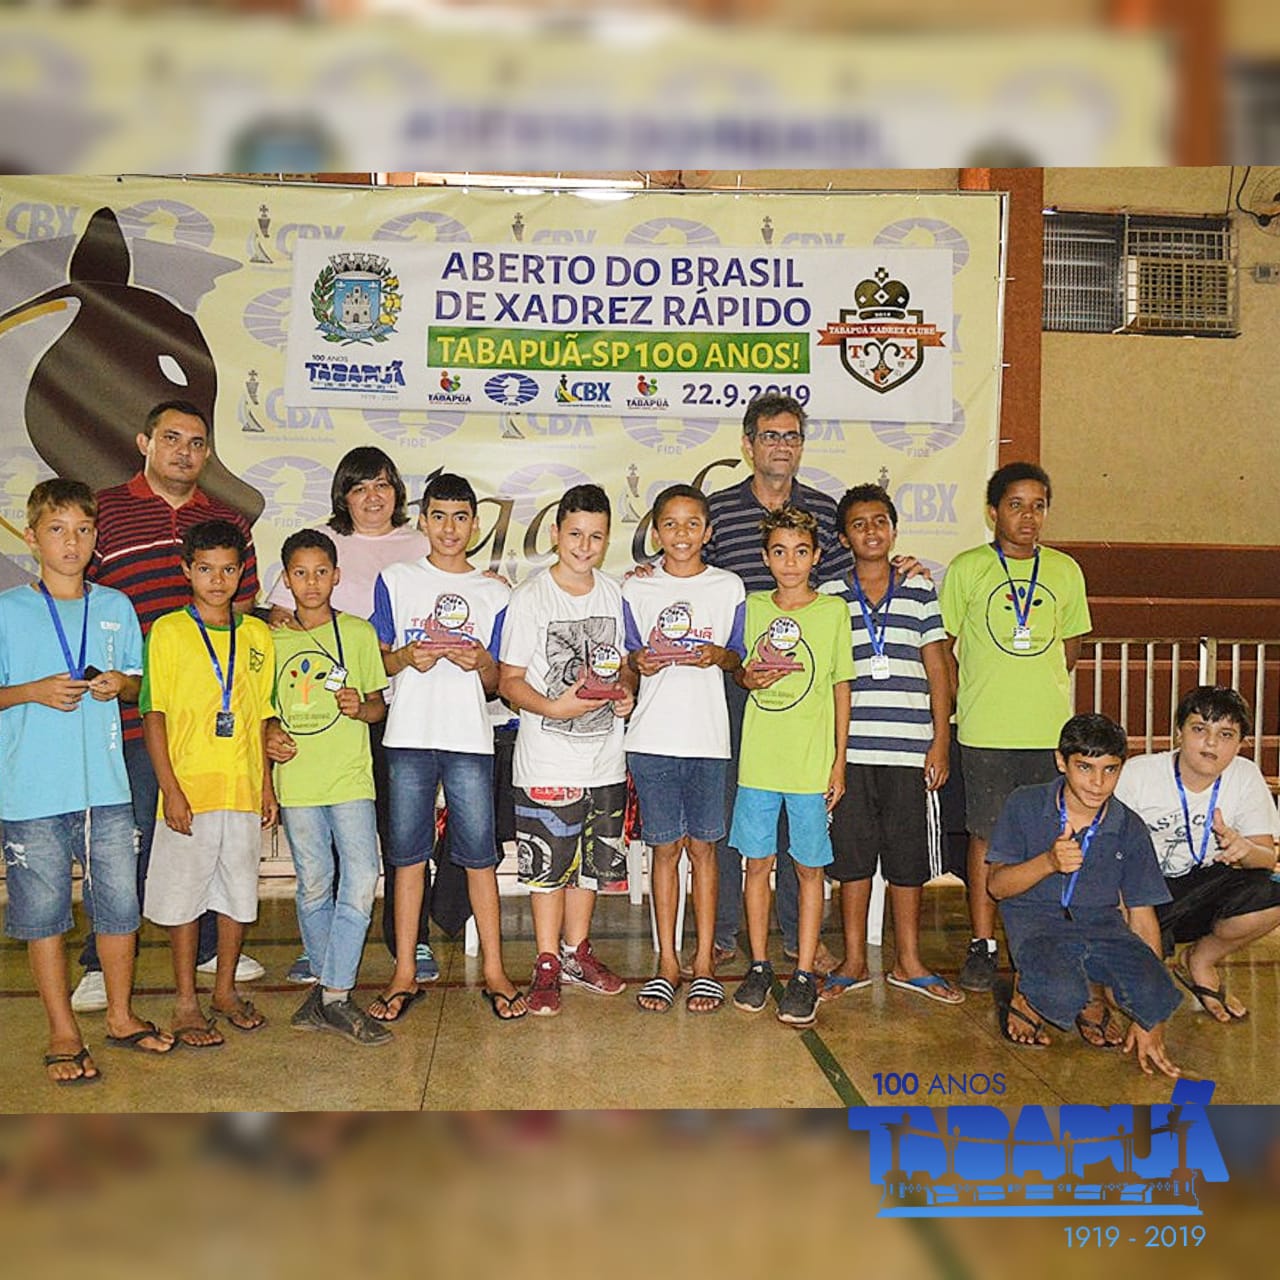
[1071,637,1280,781]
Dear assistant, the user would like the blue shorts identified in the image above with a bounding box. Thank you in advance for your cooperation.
[627,753,728,847]
[3,805,139,941]
[729,787,832,868]
[386,748,497,870]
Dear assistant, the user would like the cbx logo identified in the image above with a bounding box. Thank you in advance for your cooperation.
[895,483,957,524]
[554,375,611,404]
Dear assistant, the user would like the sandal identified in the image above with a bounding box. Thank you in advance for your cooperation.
[1075,1005,1124,1048]
[104,1021,176,1054]
[685,976,725,1014]
[886,973,965,1005]
[1172,961,1248,1021]
[481,989,528,1022]
[44,1045,103,1086]
[819,972,874,1002]
[368,989,425,1023]
[212,999,267,1032]
[173,1019,225,1049]
[997,988,1051,1048]
[635,976,679,1013]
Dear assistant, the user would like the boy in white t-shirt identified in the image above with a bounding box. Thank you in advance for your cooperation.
[498,484,636,1017]
[369,474,527,1022]
[623,484,745,1014]
[1114,685,1280,1023]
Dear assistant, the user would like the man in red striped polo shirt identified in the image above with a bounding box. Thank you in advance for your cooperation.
[72,400,265,1012]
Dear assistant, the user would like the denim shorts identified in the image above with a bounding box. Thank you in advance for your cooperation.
[729,787,833,868]
[627,753,728,847]
[3,805,139,941]
[386,747,497,870]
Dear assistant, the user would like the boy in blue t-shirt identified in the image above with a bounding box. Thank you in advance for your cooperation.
[987,713,1183,1078]
[0,480,174,1086]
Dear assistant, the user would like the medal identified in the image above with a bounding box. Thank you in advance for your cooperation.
[994,544,1040,652]
[37,581,90,679]
[188,605,237,739]
[1057,783,1107,919]
[850,567,895,682]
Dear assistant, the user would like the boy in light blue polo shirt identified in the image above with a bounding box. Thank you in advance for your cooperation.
[0,480,174,1086]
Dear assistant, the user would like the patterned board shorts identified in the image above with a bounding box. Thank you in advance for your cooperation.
[513,782,627,892]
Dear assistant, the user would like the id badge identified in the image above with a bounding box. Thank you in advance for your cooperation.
[215,710,236,738]
[869,654,892,680]
[323,664,347,693]
[1013,625,1032,650]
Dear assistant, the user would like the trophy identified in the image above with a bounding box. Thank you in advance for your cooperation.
[417,592,476,650]
[579,642,627,700]
[751,616,804,673]
[645,602,704,666]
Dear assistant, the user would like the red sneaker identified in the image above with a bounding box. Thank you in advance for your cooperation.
[526,952,562,1017]
[560,938,625,996]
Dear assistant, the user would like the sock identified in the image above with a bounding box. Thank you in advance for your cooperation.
[321,989,347,1006]
[969,937,997,954]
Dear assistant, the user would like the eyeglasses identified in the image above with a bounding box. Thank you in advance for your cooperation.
[754,431,803,446]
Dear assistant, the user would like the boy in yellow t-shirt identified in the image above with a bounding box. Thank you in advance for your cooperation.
[141,520,276,1048]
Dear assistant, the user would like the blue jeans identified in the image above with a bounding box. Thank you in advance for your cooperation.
[386,748,497,870]
[715,677,800,952]
[80,735,219,970]
[4,804,138,940]
[1013,923,1183,1032]
[282,800,379,991]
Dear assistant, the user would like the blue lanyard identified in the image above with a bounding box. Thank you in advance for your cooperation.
[294,609,345,669]
[850,568,895,658]
[1174,755,1222,868]
[1057,783,1107,913]
[37,581,89,679]
[187,605,236,713]
[993,543,1040,630]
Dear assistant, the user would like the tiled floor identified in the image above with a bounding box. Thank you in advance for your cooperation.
[1,881,1276,1112]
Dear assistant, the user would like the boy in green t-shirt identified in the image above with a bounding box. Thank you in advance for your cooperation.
[938,462,1091,995]
[729,506,853,1027]
[267,529,391,1046]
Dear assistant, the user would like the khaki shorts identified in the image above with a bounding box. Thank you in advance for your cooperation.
[143,810,262,926]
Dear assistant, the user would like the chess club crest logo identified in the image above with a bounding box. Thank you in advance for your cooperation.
[819,267,945,394]
[311,252,402,345]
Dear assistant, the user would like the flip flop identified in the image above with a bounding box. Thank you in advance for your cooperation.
[369,989,425,1023]
[635,976,678,1013]
[886,973,965,1005]
[999,995,1051,1049]
[104,1020,176,1054]
[44,1046,103,1086]
[212,999,267,1032]
[481,989,528,1022]
[685,976,725,1014]
[819,972,873,1002]
[1171,962,1248,1020]
[1075,1006,1124,1048]
[173,1019,225,1049]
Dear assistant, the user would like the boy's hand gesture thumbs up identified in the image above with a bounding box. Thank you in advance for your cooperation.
[1047,815,1084,874]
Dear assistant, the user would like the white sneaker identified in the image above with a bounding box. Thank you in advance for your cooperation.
[71,969,108,1014]
[195,953,266,982]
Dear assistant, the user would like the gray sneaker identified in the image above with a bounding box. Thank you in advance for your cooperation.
[320,997,393,1046]
[959,940,998,992]
[290,985,325,1031]
[777,970,819,1026]
[733,961,774,1013]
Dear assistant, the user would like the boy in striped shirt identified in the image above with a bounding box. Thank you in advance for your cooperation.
[822,485,963,1006]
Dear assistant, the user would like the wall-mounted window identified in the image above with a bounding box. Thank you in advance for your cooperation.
[1043,212,1237,337]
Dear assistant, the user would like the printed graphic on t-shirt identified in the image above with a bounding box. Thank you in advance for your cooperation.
[983,580,1061,657]
[748,617,815,711]
[545,615,619,735]
[277,648,342,736]
[248,644,267,672]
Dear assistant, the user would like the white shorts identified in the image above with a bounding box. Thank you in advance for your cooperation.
[143,810,262,926]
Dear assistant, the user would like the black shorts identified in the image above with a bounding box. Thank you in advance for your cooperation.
[513,781,627,892]
[959,745,1058,840]
[1156,863,1280,953]
[828,763,932,886]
